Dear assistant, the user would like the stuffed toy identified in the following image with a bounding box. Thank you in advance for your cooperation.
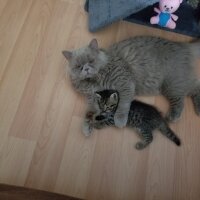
[150,0,183,29]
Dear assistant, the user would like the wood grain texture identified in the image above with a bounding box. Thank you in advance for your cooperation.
[0,0,33,81]
[0,0,200,200]
[55,117,97,199]
[0,137,36,186]
[0,0,55,139]
[0,0,8,15]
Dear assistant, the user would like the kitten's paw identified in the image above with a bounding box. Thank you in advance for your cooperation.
[135,142,145,150]
[114,113,128,128]
[82,122,93,137]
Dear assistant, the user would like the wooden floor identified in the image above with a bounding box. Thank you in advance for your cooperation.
[0,0,200,199]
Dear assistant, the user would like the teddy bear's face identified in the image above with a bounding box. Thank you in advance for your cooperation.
[159,0,182,13]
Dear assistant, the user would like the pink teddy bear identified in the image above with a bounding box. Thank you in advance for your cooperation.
[150,0,183,29]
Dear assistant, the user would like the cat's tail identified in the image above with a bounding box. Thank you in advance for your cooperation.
[190,39,200,58]
[158,122,181,146]
[189,40,200,115]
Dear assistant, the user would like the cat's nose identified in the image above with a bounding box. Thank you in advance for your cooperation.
[83,64,90,71]
[85,67,89,72]
[166,7,169,11]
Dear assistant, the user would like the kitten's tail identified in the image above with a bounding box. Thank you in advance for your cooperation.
[159,122,181,146]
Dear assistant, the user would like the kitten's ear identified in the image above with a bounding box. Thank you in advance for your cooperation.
[89,39,98,50]
[62,51,73,60]
[110,92,118,103]
[95,92,102,100]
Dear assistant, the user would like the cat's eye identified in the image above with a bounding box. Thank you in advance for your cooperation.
[171,6,173,9]
[89,59,94,64]
[164,5,167,8]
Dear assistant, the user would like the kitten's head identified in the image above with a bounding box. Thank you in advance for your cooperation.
[62,39,108,80]
[94,90,119,113]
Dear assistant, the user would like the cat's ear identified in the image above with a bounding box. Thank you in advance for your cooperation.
[89,39,98,51]
[110,92,118,103]
[95,92,102,100]
[62,51,73,60]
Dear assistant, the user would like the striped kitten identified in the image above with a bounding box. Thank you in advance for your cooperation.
[87,90,181,150]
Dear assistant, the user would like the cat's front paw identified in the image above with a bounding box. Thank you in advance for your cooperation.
[114,113,128,128]
[82,121,93,137]
[86,111,95,120]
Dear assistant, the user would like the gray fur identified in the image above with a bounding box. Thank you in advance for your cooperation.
[63,36,200,130]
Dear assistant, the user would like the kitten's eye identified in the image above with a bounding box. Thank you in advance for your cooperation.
[171,6,173,9]
[164,5,167,8]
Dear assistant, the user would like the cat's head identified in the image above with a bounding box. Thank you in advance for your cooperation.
[62,39,108,80]
[94,90,119,114]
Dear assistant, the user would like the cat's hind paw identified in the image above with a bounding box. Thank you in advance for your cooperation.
[165,112,181,123]
[191,95,200,116]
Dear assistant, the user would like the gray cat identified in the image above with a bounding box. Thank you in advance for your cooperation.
[86,90,181,150]
[63,36,200,135]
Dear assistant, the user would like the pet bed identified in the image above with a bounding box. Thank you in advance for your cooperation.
[85,0,200,37]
